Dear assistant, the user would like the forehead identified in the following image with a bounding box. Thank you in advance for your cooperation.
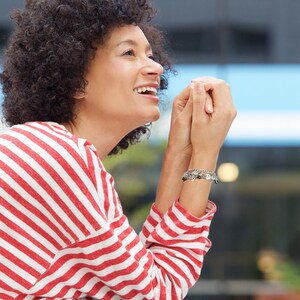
[105,25,151,50]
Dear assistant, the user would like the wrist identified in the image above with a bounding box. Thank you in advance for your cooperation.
[160,147,191,174]
[165,144,191,161]
[189,152,218,171]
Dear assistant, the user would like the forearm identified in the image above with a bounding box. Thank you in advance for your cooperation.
[140,199,216,299]
[179,152,218,217]
[154,147,190,214]
[155,77,235,218]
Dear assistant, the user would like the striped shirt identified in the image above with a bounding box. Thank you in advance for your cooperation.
[0,121,216,300]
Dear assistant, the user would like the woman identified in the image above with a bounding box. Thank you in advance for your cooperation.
[0,0,236,299]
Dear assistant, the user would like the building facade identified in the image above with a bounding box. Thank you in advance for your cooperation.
[1,0,300,63]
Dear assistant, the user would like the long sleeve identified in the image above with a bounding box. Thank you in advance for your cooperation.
[139,200,215,299]
[0,121,216,300]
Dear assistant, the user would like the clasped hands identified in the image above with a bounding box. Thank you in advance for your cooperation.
[167,77,237,163]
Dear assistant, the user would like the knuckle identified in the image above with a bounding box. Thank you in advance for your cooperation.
[173,95,181,102]
[192,76,205,82]
[232,109,237,118]
[227,107,237,119]
[216,79,226,87]
[192,97,203,105]
[172,97,182,108]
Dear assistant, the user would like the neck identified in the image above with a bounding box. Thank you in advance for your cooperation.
[64,118,131,160]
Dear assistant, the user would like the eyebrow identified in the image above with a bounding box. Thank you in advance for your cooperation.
[115,39,152,52]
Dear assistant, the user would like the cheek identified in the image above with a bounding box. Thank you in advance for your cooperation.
[106,67,133,94]
[85,61,137,106]
[110,61,137,82]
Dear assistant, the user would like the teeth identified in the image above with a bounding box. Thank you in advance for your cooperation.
[134,86,157,95]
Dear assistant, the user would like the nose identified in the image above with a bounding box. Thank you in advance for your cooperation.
[142,57,164,77]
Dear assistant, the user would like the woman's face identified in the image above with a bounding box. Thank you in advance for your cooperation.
[78,25,164,131]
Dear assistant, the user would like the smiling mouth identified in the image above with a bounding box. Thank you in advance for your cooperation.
[133,86,158,96]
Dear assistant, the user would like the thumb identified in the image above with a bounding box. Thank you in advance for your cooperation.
[192,82,207,122]
[171,85,191,118]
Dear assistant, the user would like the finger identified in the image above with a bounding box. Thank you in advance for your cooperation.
[192,76,220,83]
[193,77,233,111]
[191,79,213,93]
[171,85,191,121]
[177,97,193,127]
[192,77,229,93]
[205,93,214,114]
[192,81,206,122]
[173,85,191,109]
[181,86,212,120]
[204,83,214,92]
[209,81,232,110]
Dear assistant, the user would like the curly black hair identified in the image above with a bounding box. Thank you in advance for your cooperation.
[0,0,172,155]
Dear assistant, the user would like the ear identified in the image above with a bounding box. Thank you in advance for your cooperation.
[73,91,85,100]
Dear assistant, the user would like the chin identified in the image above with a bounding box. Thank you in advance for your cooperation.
[149,107,161,122]
[135,108,160,126]
[152,111,161,122]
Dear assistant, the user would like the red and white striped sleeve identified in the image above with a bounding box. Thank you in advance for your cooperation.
[140,200,216,299]
[0,121,216,300]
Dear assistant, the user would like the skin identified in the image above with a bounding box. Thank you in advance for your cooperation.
[156,79,236,217]
[67,25,163,159]
[66,24,237,218]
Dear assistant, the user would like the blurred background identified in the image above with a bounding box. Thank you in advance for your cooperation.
[1,1,300,299]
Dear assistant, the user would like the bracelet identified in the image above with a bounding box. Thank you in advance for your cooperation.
[182,169,218,184]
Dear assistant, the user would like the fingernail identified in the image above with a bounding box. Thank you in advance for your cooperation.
[207,103,214,113]
[195,82,203,93]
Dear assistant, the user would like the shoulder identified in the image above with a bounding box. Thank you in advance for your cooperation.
[0,121,113,188]
[1,121,75,150]
[0,121,104,179]
[0,121,113,233]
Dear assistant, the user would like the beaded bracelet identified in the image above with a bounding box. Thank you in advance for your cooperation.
[182,169,218,184]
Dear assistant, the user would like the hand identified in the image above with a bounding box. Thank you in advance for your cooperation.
[190,77,236,157]
[167,82,213,158]
[154,82,214,214]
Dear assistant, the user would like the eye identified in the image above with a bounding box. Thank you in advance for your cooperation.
[148,54,156,61]
[122,49,135,56]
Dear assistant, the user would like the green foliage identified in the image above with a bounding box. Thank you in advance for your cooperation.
[277,261,300,290]
[103,140,167,230]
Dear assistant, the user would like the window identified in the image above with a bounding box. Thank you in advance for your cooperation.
[165,25,271,63]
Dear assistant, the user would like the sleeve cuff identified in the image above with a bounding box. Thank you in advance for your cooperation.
[146,200,217,242]
[173,199,217,224]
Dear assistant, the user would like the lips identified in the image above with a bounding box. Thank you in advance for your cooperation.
[133,86,158,96]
